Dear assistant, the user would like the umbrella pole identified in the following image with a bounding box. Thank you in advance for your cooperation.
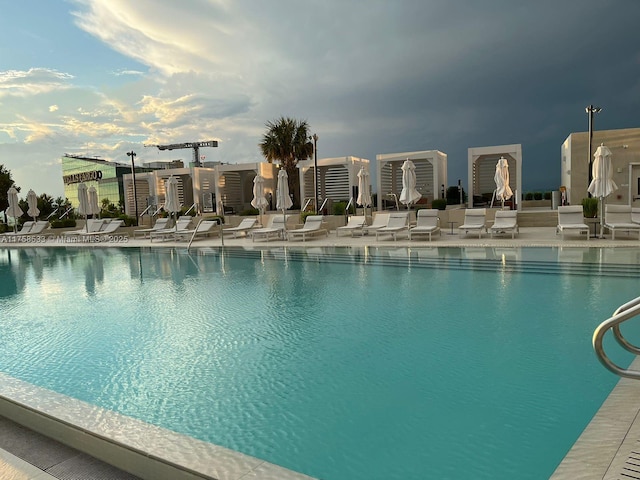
[599,196,605,239]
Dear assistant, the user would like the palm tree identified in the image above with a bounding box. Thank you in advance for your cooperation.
[259,117,313,208]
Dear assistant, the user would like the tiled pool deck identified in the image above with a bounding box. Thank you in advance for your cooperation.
[1,223,639,479]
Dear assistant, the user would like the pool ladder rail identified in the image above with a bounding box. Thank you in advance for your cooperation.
[593,296,640,379]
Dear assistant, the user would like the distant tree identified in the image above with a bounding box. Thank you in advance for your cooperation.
[0,165,17,223]
[259,117,313,208]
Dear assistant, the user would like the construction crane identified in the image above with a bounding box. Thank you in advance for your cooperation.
[144,140,218,167]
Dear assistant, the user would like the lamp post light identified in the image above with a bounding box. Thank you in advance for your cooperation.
[127,150,139,226]
[312,133,319,213]
[586,105,602,196]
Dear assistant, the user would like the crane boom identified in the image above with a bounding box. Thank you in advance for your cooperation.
[144,140,218,167]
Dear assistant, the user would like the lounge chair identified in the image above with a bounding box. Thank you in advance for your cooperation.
[362,213,390,236]
[64,219,105,236]
[408,209,440,241]
[336,216,367,237]
[2,221,34,236]
[251,216,287,242]
[133,217,170,238]
[458,208,487,238]
[489,210,519,239]
[150,217,193,242]
[175,220,220,241]
[556,206,589,240]
[375,212,410,241]
[84,220,124,237]
[223,218,257,238]
[604,205,640,240]
[288,215,328,242]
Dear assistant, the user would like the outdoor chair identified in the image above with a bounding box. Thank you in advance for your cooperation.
[150,217,193,242]
[556,206,589,240]
[604,205,640,240]
[133,217,170,238]
[288,215,328,242]
[375,212,410,241]
[64,219,104,236]
[362,213,390,236]
[489,210,519,239]
[336,216,367,237]
[408,209,440,241]
[84,220,124,237]
[251,216,287,242]
[2,221,34,236]
[175,220,220,241]
[223,218,257,238]
[458,208,487,238]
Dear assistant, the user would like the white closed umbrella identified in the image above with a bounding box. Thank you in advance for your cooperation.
[164,176,181,229]
[6,186,23,232]
[356,167,372,216]
[26,189,39,222]
[494,157,513,209]
[399,159,421,209]
[77,183,90,231]
[251,174,269,226]
[588,144,617,238]
[87,186,100,218]
[276,169,292,227]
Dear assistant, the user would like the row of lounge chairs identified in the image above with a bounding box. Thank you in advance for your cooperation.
[557,204,640,240]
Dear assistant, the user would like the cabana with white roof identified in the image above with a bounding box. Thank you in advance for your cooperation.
[297,156,370,212]
[468,144,522,210]
[376,150,447,210]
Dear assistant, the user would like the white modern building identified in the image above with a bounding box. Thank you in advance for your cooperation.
[376,150,447,210]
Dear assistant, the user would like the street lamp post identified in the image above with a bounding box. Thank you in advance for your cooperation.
[586,105,602,196]
[127,150,139,226]
[312,133,319,213]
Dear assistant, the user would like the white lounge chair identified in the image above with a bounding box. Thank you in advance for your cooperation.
[556,206,589,240]
[2,221,34,236]
[288,215,328,242]
[133,217,170,238]
[336,216,367,237]
[64,219,105,236]
[458,209,487,238]
[362,213,390,236]
[175,220,220,241]
[251,216,287,242]
[489,210,519,239]
[375,212,410,241]
[408,209,440,241]
[84,220,124,237]
[223,218,257,238]
[150,217,193,242]
[604,205,640,240]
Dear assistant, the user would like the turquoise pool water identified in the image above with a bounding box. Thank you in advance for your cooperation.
[0,246,639,479]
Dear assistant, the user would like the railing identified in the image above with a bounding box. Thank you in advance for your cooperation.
[139,205,153,217]
[593,295,640,379]
[387,193,399,211]
[345,197,354,216]
[318,198,328,213]
[59,207,74,219]
[184,203,197,216]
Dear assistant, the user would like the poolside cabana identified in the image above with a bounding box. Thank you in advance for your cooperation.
[297,156,370,213]
[214,162,278,215]
[468,144,522,210]
[376,150,447,211]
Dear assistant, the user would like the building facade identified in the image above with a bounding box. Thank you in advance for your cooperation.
[561,127,640,207]
[61,155,154,210]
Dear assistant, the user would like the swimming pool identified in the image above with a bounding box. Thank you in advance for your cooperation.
[0,246,639,479]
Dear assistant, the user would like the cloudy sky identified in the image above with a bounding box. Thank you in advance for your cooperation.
[1,0,639,199]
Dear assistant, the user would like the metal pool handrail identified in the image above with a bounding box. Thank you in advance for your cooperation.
[593,295,640,379]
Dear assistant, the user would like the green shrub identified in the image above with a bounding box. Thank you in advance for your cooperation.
[543,191,551,200]
[582,197,599,218]
[533,192,543,200]
[117,215,136,227]
[332,201,355,215]
[524,192,534,201]
[50,219,76,228]
[446,186,467,205]
[240,208,259,216]
[300,211,317,224]
[431,198,447,210]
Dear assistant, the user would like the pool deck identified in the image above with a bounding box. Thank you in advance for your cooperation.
[1,221,640,479]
